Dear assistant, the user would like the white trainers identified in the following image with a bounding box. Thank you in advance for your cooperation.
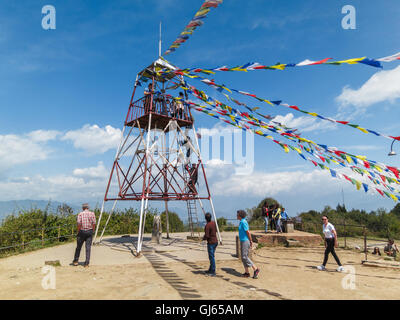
[317,265,326,271]
[337,266,345,272]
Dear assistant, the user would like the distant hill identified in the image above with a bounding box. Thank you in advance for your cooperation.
[0,200,81,221]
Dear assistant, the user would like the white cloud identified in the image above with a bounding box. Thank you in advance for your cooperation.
[61,124,122,154]
[209,166,387,199]
[0,160,118,201]
[211,169,334,197]
[27,130,60,142]
[197,124,236,137]
[336,65,400,109]
[0,133,51,170]
[272,113,336,133]
[0,173,108,202]
[73,161,109,181]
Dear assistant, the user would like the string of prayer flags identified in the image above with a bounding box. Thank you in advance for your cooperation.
[178,71,400,143]
[188,97,400,202]
[172,51,400,72]
[164,0,223,56]
[180,82,400,188]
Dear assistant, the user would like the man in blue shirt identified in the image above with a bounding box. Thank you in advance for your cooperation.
[281,208,289,233]
[237,210,260,279]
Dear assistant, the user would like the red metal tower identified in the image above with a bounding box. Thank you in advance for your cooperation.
[93,59,221,254]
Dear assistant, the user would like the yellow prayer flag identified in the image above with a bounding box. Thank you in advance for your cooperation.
[263,99,273,105]
[355,155,367,161]
[230,67,247,72]
[333,57,366,65]
[283,145,290,153]
[195,8,210,17]
[222,86,232,93]
[270,64,286,70]
[201,69,215,75]
[356,126,369,134]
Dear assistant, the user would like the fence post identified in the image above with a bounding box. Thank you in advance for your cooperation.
[344,220,347,248]
[58,226,61,242]
[41,228,44,246]
[363,226,367,261]
[22,231,25,250]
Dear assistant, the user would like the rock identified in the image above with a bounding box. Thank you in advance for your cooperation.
[152,215,162,244]
[285,239,304,247]
[45,260,61,267]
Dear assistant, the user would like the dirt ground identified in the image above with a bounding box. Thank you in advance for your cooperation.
[0,232,399,300]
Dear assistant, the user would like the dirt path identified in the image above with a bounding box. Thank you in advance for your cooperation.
[1,232,399,300]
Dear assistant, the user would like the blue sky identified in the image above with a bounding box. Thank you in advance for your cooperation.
[1,0,400,219]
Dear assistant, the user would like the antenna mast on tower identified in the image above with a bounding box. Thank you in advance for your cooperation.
[159,21,162,57]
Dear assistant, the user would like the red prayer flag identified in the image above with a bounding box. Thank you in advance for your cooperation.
[387,166,400,179]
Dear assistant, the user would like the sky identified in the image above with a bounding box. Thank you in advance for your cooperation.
[1,0,400,220]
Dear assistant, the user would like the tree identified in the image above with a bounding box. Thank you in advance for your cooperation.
[57,204,74,218]
[248,197,281,222]
[161,211,184,232]
[336,204,347,214]
[390,203,400,219]
[217,217,227,231]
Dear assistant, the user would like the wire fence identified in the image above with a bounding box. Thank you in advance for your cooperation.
[0,223,77,255]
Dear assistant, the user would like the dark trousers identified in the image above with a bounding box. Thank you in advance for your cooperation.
[323,238,342,266]
[73,229,93,265]
[281,220,286,233]
[269,218,275,231]
[207,243,218,274]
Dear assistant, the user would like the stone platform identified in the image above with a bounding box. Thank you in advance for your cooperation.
[251,230,323,247]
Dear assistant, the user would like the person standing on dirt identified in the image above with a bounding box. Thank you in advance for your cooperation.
[272,204,282,233]
[203,212,218,277]
[73,203,96,268]
[237,210,260,279]
[261,201,269,233]
[268,204,276,231]
[281,208,289,233]
[317,215,344,272]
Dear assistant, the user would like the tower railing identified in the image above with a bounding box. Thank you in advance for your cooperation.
[125,94,193,126]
